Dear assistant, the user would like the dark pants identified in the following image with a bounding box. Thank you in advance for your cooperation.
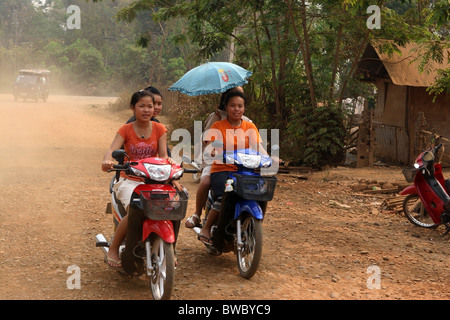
[210,171,232,211]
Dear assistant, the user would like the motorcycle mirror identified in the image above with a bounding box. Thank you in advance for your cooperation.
[112,149,127,164]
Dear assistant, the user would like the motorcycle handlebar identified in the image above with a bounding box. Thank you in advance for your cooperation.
[112,164,128,170]
[110,162,199,175]
[183,168,200,174]
[434,143,443,153]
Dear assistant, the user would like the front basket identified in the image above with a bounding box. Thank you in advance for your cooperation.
[139,190,188,221]
[402,168,418,183]
[233,173,277,201]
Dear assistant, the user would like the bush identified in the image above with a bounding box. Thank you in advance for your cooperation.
[168,94,223,134]
[287,104,347,168]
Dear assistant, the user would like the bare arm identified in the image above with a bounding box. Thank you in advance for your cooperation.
[101,133,125,172]
[157,132,177,164]
[158,132,168,159]
[258,142,269,156]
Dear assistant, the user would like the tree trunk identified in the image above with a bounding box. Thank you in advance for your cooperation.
[286,0,316,107]
[329,24,343,103]
[338,30,370,104]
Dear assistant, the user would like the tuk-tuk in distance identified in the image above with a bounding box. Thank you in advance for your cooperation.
[13,69,50,102]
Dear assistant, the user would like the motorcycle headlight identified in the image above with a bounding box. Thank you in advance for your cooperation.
[261,158,272,168]
[237,153,261,169]
[144,163,172,181]
[171,168,184,180]
[130,167,147,178]
[422,151,434,161]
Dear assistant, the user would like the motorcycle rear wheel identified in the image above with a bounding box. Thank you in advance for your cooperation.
[236,215,263,279]
[149,236,175,300]
[403,194,436,228]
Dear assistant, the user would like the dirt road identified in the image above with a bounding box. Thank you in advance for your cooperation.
[0,94,448,301]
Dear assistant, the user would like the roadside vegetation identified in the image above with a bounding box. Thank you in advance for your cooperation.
[1,0,447,166]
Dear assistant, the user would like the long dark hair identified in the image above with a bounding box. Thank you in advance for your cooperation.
[144,86,162,98]
[130,90,154,107]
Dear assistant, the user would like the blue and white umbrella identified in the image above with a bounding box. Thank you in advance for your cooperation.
[168,61,252,96]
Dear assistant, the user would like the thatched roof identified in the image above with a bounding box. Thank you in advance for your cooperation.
[357,41,449,87]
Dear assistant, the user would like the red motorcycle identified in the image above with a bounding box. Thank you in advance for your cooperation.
[400,144,450,235]
[95,150,198,300]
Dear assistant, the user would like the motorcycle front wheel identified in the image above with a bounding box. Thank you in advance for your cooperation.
[192,171,201,183]
[149,236,175,300]
[403,194,436,228]
[236,215,263,279]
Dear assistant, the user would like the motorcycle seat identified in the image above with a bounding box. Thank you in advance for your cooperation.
[425,174,450,207]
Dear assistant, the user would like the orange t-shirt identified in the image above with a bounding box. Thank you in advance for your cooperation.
[205,119,262,173]
[117,122,167,179]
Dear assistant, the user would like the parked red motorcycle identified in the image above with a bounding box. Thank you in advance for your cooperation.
[400,144,450,235]
[95,150,198,300]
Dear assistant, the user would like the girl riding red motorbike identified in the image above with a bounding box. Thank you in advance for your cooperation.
[97,90,197,300]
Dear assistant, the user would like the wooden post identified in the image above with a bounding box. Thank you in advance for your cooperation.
[367,103,374,166]
[414,112,427,156]
[356,100,374,167]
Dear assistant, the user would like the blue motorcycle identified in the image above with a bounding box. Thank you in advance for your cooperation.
[193,148,277,279]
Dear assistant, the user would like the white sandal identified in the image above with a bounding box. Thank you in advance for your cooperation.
[185,214,201,228]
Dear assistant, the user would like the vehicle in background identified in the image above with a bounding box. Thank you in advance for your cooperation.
[13,69,50,102]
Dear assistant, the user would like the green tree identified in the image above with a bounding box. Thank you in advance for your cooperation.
[89,0,448,166]
[11,0,446,166]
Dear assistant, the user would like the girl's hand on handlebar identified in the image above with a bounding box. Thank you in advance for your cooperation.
[167,157,177,165]
[102,160,114,172]
[172,180,183,191]
[270,155,283,165]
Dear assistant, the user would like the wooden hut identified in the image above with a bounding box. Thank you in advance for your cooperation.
[357,41,450,165]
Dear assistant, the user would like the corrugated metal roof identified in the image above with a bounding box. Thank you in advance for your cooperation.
[371,41,449,87]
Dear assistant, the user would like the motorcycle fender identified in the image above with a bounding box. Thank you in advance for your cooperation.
[142,220,175,243]
[234,200,264,220]
[399,185,417,195]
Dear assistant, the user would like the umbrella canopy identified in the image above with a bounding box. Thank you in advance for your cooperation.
[168,62,252,96]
